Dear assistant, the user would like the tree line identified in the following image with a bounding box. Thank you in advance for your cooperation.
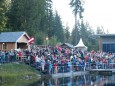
[0,0,106,51]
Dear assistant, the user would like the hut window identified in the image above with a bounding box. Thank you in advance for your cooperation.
[2,43,7,50]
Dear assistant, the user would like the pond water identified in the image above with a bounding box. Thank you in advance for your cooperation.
[36,74,115,86]
[1,74,115,86]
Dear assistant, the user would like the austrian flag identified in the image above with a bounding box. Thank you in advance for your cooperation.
[27,36,34,44]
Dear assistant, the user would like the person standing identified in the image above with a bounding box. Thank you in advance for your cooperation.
[53,61,58,73]
[48,60,52,74]
[68,60,72,72]
[1,51,5,63]
[41,58,45,72]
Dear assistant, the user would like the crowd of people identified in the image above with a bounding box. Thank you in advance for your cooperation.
[0,45,115,74]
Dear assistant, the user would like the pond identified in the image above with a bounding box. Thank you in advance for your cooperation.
[37,74,115,86]
[1,74,115,86]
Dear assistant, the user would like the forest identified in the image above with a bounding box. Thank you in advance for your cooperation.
[0,0,107,51]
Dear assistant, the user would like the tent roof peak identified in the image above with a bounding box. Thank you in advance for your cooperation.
[75,38,86,48]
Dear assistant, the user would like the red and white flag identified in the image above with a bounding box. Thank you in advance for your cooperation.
[27,36,34,44]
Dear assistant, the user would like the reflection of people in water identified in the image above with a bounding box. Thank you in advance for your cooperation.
[103,83,115,86]
[91,76,96,86]
[53,78,58,86]
[41,81,44,86]
[77,76,85,85]
[39,75,115,86]
[91,76,96,82]
[48,79,53,86]
[67,77,72,86]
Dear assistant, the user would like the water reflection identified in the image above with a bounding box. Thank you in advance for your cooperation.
[1,75,115,86]
[0,76,38,86]
[36,75,115,86]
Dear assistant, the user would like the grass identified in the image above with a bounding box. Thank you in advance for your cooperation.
[0,62,40,77]
[0,63,39,78]
[0,62,41,86]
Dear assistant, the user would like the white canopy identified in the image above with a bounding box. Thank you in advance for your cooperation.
[74,38,87,48]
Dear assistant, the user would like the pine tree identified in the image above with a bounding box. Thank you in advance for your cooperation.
[69,0,84,44]
[0,0,8,32]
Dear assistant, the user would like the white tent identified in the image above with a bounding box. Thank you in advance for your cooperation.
[74,38,87,50]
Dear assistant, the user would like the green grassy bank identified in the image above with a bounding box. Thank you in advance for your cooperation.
[0,62,41,86]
